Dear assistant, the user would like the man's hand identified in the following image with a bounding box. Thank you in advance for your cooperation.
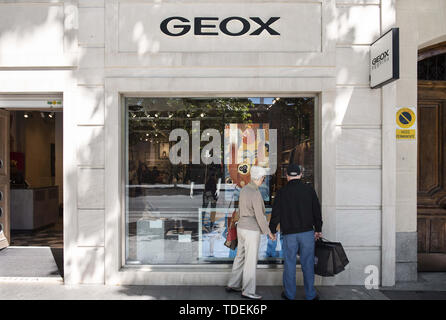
[314,232,322,240]
[268,232,276,241]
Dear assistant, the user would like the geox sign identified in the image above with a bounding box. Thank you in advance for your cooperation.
[370,28,400,89]
[160,17,280,37]
[118,3,322,53]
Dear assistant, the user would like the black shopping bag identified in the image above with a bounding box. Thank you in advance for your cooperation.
[314,238,349,277]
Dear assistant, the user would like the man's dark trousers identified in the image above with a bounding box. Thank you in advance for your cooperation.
[282,230,317,300]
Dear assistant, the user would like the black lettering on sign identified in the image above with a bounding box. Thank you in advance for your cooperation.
[160,16,191,36]
[160,16,281,36]
[250,17,280,35]
[372,50,390,65]
[194,17,218,35]
[220,17,250,36]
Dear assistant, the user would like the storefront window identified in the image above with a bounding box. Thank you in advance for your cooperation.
[125,97,315,265]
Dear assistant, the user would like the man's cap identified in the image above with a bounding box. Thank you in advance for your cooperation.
[250,166,270,180]
[286,163,301,176]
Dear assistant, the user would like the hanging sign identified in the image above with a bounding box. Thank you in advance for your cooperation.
[396,107,416,140]
[370,28,400,89]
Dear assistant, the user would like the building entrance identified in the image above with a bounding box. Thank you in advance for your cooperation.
[0,97,63,279]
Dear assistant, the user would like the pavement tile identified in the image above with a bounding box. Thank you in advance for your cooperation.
[0,274,445,300]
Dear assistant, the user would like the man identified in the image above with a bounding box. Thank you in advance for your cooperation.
[269,163,322,300]
[226,166,275,300]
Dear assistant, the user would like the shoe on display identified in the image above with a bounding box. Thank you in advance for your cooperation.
[225,286,242,293]
[241,292,262,300]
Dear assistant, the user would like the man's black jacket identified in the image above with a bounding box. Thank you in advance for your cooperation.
[269,179,322,235]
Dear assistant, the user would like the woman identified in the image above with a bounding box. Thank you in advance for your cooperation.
[226,166,275,300]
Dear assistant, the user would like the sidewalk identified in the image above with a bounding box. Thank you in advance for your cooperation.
[0,282,389,300]
[0,270,444,300]
[1,282,446,300]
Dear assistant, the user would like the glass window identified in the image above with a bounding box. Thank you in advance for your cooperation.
[125,97,315,265]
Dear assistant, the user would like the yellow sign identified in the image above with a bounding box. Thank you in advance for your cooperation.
[396,107,416,140]
[396,108,416,129]
[396,129,416,140]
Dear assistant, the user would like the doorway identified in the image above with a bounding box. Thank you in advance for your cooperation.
[0,98,63,279]
[417,43,446,271]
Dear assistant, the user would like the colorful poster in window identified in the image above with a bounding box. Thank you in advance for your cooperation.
[224,123,270,202]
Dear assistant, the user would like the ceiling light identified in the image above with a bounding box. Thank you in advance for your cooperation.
[24,113,29,119]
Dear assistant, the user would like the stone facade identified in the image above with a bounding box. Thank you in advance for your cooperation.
[0,0,444,286]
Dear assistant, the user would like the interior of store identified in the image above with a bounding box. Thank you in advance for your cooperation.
[8,110,63,248]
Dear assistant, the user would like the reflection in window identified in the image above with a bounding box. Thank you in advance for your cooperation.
[125,97,315,265]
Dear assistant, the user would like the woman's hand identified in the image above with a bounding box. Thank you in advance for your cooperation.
[268,232,276,241]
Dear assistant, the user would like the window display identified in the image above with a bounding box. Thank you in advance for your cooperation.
[125,97,314,265]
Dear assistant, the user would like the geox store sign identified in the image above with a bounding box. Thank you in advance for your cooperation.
[160,17,280,37]
[370,28,400,89]
[118,3,322,52]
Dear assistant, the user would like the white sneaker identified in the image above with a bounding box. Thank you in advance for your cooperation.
[241,292,263,300]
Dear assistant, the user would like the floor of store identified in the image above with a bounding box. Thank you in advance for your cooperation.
[10,215,63,248]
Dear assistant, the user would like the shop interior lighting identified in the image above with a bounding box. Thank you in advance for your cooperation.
[23,112,29,119]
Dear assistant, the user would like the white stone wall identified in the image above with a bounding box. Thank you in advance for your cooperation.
[333,0,384,285]
[70,0,105,284]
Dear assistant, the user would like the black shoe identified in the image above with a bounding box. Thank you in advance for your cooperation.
[281,292,293,300]
[225,286,242,293]
[311,295,320,301]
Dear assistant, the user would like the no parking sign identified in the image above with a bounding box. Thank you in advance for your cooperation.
[396,107,416,139]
